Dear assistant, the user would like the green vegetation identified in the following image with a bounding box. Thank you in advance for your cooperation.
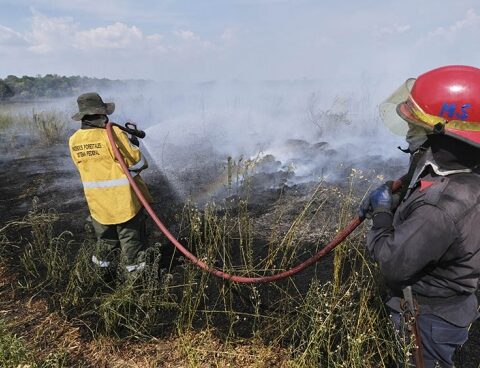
[0,106,439,367]
[0,110,14,130]
[0,319,32,367]
[0,109,69,151]
[0,80,14,100]
[0,172,407,367]
[33,111,69,144]
[0,316,72,367]
[0,74,149,101]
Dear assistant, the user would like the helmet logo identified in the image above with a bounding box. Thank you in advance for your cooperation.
[439,103,471,120]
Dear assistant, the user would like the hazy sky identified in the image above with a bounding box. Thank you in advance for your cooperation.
[0,0,479,86]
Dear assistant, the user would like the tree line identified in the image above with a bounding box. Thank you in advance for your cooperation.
[0,74,148,101]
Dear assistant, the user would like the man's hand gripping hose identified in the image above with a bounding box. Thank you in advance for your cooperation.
[106,122,403,284]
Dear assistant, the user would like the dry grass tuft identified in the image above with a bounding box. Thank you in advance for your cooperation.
[0,173,406,367]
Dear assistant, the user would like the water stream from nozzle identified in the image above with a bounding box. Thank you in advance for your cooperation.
[106,121,404,283]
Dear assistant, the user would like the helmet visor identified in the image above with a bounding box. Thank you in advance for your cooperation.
[379,78,416,136]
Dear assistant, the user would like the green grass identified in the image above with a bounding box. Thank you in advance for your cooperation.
[32,111,68,145]
[0,110,16,130]
[0,108,68,146]
[0,172,405,367]
[0,319,33,367]
[0,318,72,367]
[1,99,475,366]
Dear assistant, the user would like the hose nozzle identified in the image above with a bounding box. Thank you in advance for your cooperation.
[124,122,146,139]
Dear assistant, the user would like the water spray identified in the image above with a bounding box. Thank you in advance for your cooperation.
[107,121,403,284]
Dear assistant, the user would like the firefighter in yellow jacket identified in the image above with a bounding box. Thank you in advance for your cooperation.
[69,92,152,274]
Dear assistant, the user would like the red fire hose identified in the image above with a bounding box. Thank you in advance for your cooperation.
[106,122,402,284]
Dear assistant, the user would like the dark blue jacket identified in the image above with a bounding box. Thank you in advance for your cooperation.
[367,166,480,327]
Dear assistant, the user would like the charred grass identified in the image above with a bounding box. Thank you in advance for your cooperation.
[0,168,414,368]
[0,113,478,367]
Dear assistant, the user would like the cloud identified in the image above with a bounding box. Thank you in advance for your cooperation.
[27,10,77,53]
[221,28,236,43]
[75,22,143,49]
[171,29,215,52]
[13,10,217,58]
[0,25,26,46]
[0,9,226,78]
[378,24,411,36]
[7,1,478,82]
[22,0,133,21]
[146,33,163,43]
[145,33,167,52]
[173,29,198,41]
[418,8,480,45]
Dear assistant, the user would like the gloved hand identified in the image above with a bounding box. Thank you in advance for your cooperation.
[358,182,393,219]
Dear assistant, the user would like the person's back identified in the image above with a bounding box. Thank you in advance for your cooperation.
[69,122,150,224]
[69,93,152,275]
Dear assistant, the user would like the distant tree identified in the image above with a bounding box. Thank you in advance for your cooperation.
[0,80,14,101]
[0,74,147,101]
[5,75,19,83]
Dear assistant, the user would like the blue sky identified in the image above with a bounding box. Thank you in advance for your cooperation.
[0,0,479,88]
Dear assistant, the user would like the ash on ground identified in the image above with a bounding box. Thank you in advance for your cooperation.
[144,135,407,209]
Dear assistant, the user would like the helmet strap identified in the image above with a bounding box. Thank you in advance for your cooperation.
[397,146,413,154]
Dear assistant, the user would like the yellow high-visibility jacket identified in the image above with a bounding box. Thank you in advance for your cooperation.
[69,126,152,225]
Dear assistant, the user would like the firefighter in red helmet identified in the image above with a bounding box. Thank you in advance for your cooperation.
[359,65,480,367]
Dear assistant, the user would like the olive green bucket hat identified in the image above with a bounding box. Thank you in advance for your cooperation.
[72,92,115,121]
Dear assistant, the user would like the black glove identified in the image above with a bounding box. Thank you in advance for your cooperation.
[129,135,140,147]
[358,182,393,219]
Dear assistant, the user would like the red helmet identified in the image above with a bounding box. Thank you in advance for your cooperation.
[380,65,480,148]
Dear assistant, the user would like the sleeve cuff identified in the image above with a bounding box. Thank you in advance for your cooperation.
[372,211,393,229]
[128,155,147,172]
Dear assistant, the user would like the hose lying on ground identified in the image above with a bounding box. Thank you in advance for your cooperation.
[106,122,402,284]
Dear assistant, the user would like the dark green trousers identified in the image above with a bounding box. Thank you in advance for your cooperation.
[91,209,148,270]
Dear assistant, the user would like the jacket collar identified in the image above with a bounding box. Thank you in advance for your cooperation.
[81,116,108,129]
[408,148,471,189]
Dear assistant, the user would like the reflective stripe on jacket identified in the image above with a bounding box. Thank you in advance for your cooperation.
[69,125,152,225]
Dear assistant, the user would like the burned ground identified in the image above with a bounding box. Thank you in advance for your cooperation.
[0,133,479,367]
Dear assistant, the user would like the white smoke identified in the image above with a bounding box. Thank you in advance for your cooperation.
[106,80,407,199]
[1,80,408,203]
